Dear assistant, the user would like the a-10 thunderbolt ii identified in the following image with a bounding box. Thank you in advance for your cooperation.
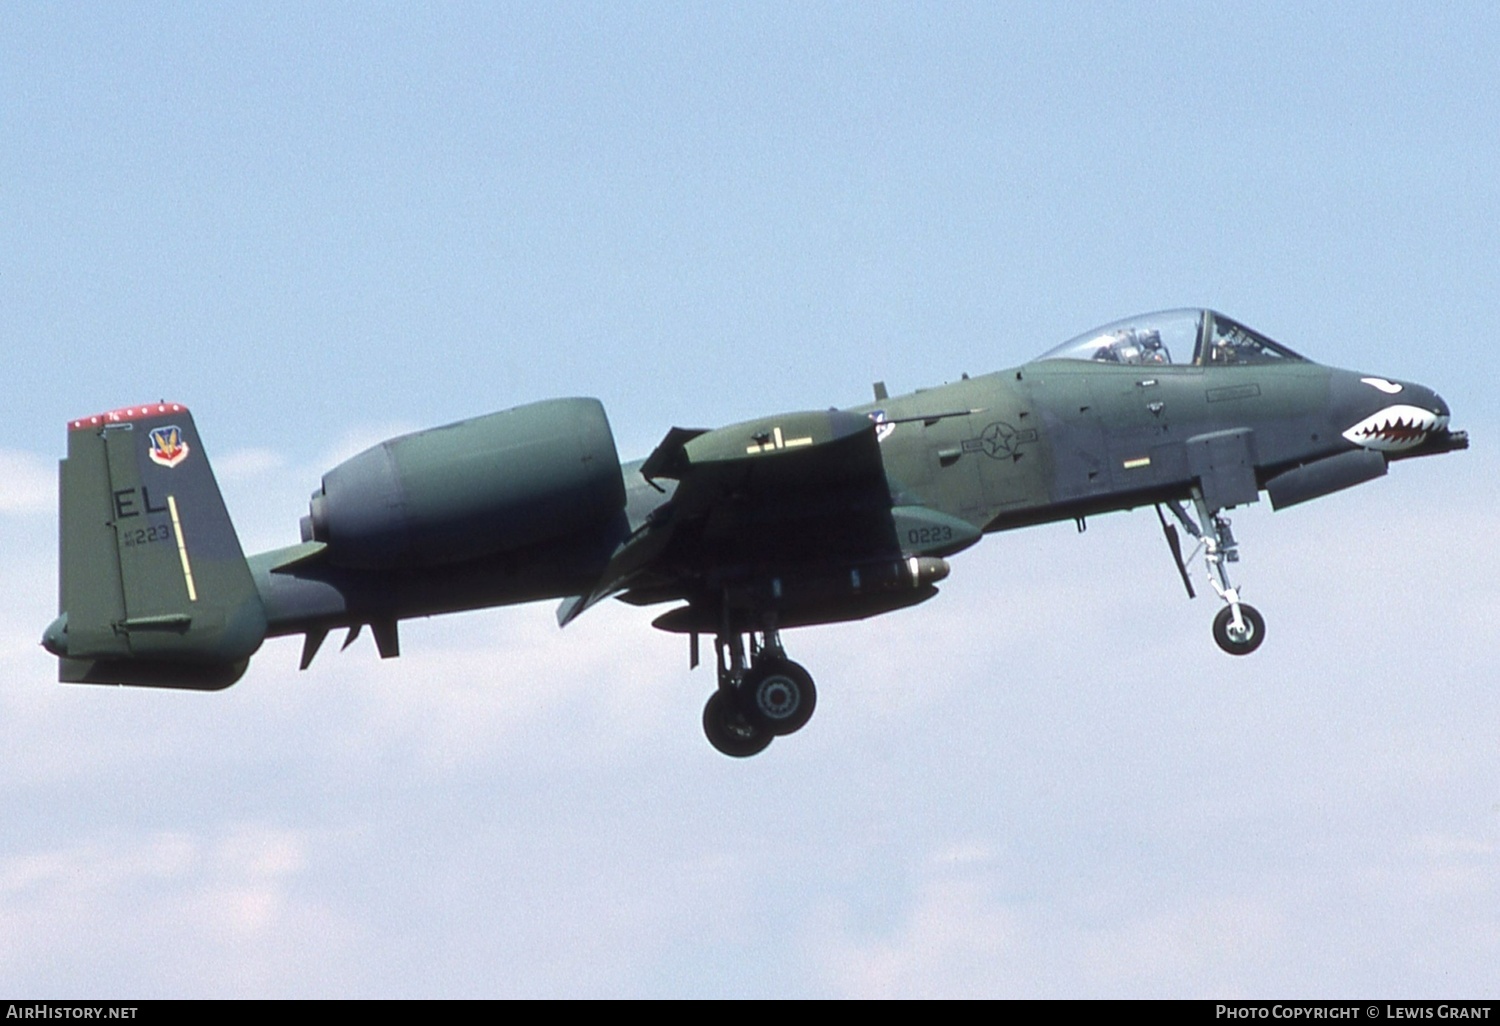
[42,309,1466,757]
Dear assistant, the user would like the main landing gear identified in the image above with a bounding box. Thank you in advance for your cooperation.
[700,627,818,758]
[1159,494,1266,656]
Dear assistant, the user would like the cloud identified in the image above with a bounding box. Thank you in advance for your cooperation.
[808,867,1031,998]
[0,824,363,998]
[317,423,422,472]
[0,450,54,516]
[212,447,286,482]
[1,396,1491,997]
[3,447,1494,997]
[806,875,1288,998]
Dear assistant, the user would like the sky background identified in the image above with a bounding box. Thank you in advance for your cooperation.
[2,2,1497,998]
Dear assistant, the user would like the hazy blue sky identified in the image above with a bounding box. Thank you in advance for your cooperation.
[2,2,1496,997]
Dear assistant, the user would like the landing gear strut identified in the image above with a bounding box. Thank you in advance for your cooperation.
[700,626,818,757]
[1161,494,1266,656]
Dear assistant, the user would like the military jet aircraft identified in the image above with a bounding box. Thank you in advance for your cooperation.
[42,309,1466,757]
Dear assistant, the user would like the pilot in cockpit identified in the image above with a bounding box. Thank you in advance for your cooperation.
[1093,328,1169,365]
[1209,335,1239,365]
[1136,329,1168,364]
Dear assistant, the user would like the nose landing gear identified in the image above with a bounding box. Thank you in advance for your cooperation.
[700,626,818,757]
[1160,495,1266,656]
[1195,502,1265,656]
[1213,603,1265,655]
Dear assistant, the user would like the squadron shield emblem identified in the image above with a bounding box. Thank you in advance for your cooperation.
[147,425,190,468]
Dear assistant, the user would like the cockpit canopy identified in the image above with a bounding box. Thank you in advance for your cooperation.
[1037,309,1307,367]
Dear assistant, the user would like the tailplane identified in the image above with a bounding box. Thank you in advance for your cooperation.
[43,403,266,689]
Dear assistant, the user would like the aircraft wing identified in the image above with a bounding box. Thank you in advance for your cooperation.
[558,408,897,626]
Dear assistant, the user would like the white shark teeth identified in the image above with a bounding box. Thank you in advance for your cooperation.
[1342,404,1448,451]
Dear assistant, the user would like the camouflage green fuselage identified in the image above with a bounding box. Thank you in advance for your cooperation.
[254,352,1451,641]
[46,310,1463,690]
[858,357,1335,534]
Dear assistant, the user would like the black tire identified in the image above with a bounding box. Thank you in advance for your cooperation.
[743,659,817,736]
[702,690,773,757]
[1213,604,1265,656]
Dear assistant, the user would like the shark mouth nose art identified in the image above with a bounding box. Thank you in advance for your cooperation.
[1342,404,1450,451]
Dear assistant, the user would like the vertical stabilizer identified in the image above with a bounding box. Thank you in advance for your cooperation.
[44,403,267,689]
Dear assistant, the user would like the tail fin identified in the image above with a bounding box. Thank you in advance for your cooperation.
[43,403,267,689]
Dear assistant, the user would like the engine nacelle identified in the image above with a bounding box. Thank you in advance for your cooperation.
[303,397,626,570]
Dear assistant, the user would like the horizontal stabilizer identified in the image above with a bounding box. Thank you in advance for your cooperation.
[267,540,328,573]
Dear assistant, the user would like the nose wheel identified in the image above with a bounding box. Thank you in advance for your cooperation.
[700,625,819,757]
[1213,604,1265,655]
[1160,495,1269,657]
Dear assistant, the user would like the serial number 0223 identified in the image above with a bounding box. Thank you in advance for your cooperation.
[121,522,173,547]
[907,525,954,546]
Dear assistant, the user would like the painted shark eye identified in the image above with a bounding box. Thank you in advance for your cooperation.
[1360,377,1404,395]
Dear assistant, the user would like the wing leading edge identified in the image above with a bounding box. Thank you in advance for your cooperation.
[559,408,979,631]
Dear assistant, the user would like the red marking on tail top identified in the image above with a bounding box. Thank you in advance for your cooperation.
[69,403,189,431]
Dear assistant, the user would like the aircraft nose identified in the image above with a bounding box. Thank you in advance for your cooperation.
[1395,379,1450,420]
[1336,373,1452,453]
